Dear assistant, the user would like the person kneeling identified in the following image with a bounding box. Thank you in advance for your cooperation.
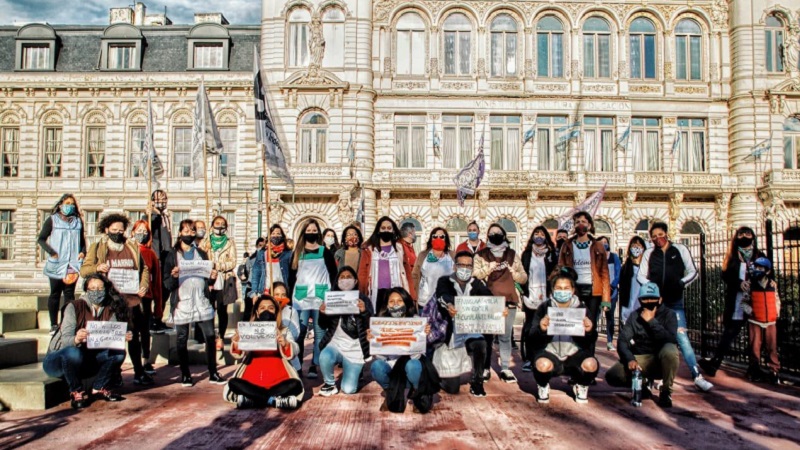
[527,269,598,404]
[606,282,679,408]
[224,295,304,410]
[43,274,132,409]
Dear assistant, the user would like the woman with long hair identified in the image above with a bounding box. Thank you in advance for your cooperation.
[322,228,340,253]
[334,225,364,272]
[357,216,413,310]
[618,235,647,326]
[249,224,293,319]
[206,215,238,351]
[411,227,456,308]
[520,225,558,370]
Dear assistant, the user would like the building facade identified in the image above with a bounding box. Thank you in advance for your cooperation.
[0,0,799,289]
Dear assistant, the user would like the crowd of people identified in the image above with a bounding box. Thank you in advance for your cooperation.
[38,191,783,412]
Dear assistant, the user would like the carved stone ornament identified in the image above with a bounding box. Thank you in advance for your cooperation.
[526,191,538,219]
[669,193,684,222]
[478,190,489,220]
[710,0,729,29]
[430,190,441,220]
[714,193,731,223]
[338,189,353,225]
[380,190,391,216]
[622,192,637,219]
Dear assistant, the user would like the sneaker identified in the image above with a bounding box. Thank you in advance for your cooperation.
[181,375,194,387]
[537,384,551,404]
[236,395,256,410]
[606,342,616,352]
[70,391,89,409]
[209,372,226,385]
[469,382,487,397]
[658,392,673,408]
[694,374,714,392]
[133,373,154,386]
[573,384,589,404]
[698,358,719,377]
[482,369,491,381]
[319,383,338,397]
[92,388,124,402]
[306,365,319,379]
[768,371,781,385]
[272,396,299,410]
[499,370,517,384]
[522,361,532,372]
[143,363,156,376]
[49,325,58,336]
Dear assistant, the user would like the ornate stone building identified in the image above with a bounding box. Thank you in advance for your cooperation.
[0,0,799,288]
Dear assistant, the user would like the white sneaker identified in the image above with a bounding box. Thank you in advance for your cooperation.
[537,384,550,404]
[500,370,517,384]
[319,383,338,397]
[236,395,255,409]
[482,369,491,381]
[272,396,299,409]
[694,374,714,392]
[573,384,589,404]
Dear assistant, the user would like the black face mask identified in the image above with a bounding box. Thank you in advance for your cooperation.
[641,302,659,311]
[108,232,125,244]
[379,231,394,243]
[180,235,195,245]
[556,238,566,249]
[270,236,284,246]
[736,237,753,248]
[305,233,319,244]
[488,234,505,245]
[257,311,277,322]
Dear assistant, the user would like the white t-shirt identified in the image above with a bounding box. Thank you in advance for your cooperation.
[572,243,592,285]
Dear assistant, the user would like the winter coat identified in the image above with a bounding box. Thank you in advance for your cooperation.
[637,242,697,308]
[556,236,610,303]
[318,292,373,359]
[617,305,678,364]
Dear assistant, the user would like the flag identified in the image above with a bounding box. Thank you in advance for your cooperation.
[191,80,224,180]
[355,185,366,230]
[557,183,607,232]
[522,126,535,146]
[432,124,441,158]
[347,128,355,178]
[615,125,631,152]
[556,122,580,152]
[671,130,682,154]
[254,47,294,187]
[140,91,164,184]
[453,128,486,207]
[745,134,772,161]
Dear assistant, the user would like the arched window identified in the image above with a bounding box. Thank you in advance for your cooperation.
[629,18,656,79]
[594,219,612,240]
[400,217,423,253]
[288,9,311,67]
[543,218,559,230]
[446,217,469,247]
[536,16,564,78]
[443,13,472,76]
[765,14,785,73]
[784,116,800,169]
[396,12,426,75]
[490,14,518,77]
[679,221,703,247]
[298,112,327,163]
[635,219,651,241]
[582,17,611,78]
[322,8,345,67]
[675,19,702,80]
[496,218,518,250]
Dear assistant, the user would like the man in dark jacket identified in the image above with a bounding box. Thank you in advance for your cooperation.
[146,189,172,331]
[606,282,679,408]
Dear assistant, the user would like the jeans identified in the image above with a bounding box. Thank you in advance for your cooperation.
[485,307,517,371]
[43,346,126,392]
[128,303,151,376]
[673,307,700,378]
[606,343,680,394]
[319,345,364,394]
[176,319,217,377]
[298,309,323,366]
[48,277,76,326]
[213,290,229,341]
[371,359,422,390]
[604,295,619,343]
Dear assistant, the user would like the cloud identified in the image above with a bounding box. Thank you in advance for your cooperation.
[0,0,260,25]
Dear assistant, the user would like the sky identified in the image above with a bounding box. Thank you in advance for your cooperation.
[0,0,261,25]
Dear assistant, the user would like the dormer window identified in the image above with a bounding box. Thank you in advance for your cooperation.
[187,23,230,70]
[100,24,143,71]
[15,24,56,71]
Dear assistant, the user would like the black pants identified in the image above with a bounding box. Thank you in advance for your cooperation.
[213,290,229,341]
[228,378,303,405]
[711,320,746,363]
[521,308,535,362]
[176,319,217,377]
[128,303,151,376]
[532,350,598,387]
[48,277,76,326]
[141,297,154,330]
[576,284,600,355]
[440,338,487,394]
[242,295,254,323]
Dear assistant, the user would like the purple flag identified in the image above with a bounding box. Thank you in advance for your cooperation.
[453,131,486,207]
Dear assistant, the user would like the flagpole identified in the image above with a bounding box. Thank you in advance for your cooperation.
[147,155,153,226]
[262,155,274,294]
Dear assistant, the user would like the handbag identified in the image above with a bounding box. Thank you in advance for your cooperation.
[222,273,238,305]
[421,297,447,346]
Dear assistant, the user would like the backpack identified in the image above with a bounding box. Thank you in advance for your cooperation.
[421,297,448,346]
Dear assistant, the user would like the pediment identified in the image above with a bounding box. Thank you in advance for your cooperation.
[280,68,349,91]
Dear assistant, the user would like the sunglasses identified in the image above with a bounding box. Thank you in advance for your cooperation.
[432,235,446,239]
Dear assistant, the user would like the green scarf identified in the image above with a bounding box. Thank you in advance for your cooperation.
[210,234,228,252]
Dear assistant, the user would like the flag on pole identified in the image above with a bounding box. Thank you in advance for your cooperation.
[253,47,294,187]
[522,126,536,146]
[671,130,682,154]
[615,125,631,152]
[745,134,772,161]
[557,183,607,232]
[140,91,164,184]
[347,127,355,178]
[191,80,224,181]
[355,185,366,230]
[453,128,486,207]
[556,122,581,152]
[432,124,441,158]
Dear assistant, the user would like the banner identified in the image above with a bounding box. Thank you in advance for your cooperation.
[107,268,139,294]
[191,80,224,180]
[547,307,586,336]
[324,290,360,315]
[454,296,505,335]
[369,317,427,356]
[254,48,294,187]
[87,321,127,350]
[557,183,607,232]
[237,321,278,351]
[453,127,486,207]
[178,259,213,279]
[139,92,164,184]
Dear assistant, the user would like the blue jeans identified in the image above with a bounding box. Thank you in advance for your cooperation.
[298,309,323,366]
[319,345,364,394]
[604,294,619,343]
[673,307,700,378]
[484,307,517,371]
[370,359,422,390]
[43,346,126,392]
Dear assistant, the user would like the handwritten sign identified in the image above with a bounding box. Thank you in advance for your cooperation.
[324,290,360,315]
[369,317,427,356]
[179,259,213,279]
[107,268,139,294]
[86,321,127,350]
[454,296,505,335]
[547,307,587,336]
[237,321,277,351]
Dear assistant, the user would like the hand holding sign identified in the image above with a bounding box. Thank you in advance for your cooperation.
[237,321,278,351]
[86,321,127,350]
[369,317,427,356]
[324,291,360,315]
[108,268,139,294]
[454,296,505,335]
[179,260,213,279]
[547,307,587,336]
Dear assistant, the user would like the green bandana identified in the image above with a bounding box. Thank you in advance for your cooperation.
[210,234,228,252]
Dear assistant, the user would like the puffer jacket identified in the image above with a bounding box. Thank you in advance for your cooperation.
[318,292,373,359]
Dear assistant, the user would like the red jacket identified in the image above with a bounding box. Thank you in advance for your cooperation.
[139,244,163,306]
[456,240,486,255]
[750,282,778,324]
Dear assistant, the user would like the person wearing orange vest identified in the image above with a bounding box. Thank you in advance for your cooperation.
[742,257,781,384]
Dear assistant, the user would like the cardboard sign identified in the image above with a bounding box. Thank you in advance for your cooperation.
[107,268,139,294]
[547,307,587,336]
[369,317,427,356]
[179,259,213,278]
[454,296,506,335]
[324,290,360,315]
[237,321,278,351]
[86,321,127,350]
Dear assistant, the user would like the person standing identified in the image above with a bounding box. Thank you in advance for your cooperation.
[637,222,713,392]
[554,229,569,260]
[520,226,558,371]
[597,236,621,351]
[743,257,781,383]
[131,220,161,380]
[249,225,292,320]
[455,221,486,255]
[334,225,364,272]
[357,216,413,309]
[207,215,238,351]
[399,222,418,279]
[619,236,647,325]
[322,228,340,254]
[412,227,455,308]
[39,194,86,335]
[243,238,266,300]
[147,189,172,331]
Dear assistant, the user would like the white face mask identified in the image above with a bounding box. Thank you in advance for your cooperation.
[338,278,356,291]
[324,236,335,246]
[630,247,644,258]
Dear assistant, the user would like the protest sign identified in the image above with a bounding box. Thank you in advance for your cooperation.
[107,268,139,294]
[547,307,587,336]
[87,321,127,350]
[237,321,278,351]
[324,290,360,315]
[178,259,213,278]
[369,317,427,356]
[454,296,505,335]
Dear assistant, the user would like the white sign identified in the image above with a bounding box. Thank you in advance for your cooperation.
[547,307,587,336]
[86,321,127,350]
[237,321,278,351]
[107,268,139,294]
[324,290,360,315]
[179,259,213,278]
[369,317,427,356]
[454,296,505,335]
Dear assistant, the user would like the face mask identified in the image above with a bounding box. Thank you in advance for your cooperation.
[641,302,659,311]
[388,304,406,318]
[575,225,589,235]
[603,243,610,252]
[155,202,167,211]
[630,247,643,258]
[379,231,394,243]
[86,289,105,305]
[180,235,195,245]
[61,204,75,216]
[257,311,276,322]
[338,278,356,291]
[270,236,284,246]
[195,230,206,239]
[213,227,226,236]
[431,237,446,251]
[468,231,479,241]
[653,236,668,248]
[108,232,125,244]
[556,238,566,249]
[345,236,359,247]
[324,236,335,247]
[305,233,319,244]
[134,232,150,244]
[552,290,572,304]
[533,236,545,246]
[750,269,766,280]
[736,237,753,248]
[488,234,505,245]
[456,267,473,282]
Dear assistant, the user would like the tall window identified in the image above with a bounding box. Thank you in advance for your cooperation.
[490,115,521,170]
[679,221,703,247]
[322,8,345,67]
[594,219,613,241]
[86,127,106,178]
[219,128,237,176]
[193,43,224,69]
[677,118,706,172]
[394,115,426,168]
[629,18,656,79]
[765,15,785,73]
[631,118,661,171]
[490,14,518,77]
[130,127,146,177]
[22,44,50,70]
[171,211,190,237]
[108,44,137,70]
[173,127,193,177]
[583,17,611,78]
[1,128,19,177]
[298,112,327,164]
[536,116,568,171]
[536,16,564,78]
[784,117,800,169]
[288,9,311,67]
[0,210,13,260]
[442,115,473,168]
[443,13,472,76]
[583,116,614,172]
[84,211,102,247]
[676,19,702,81]
[43,127,62,177]
[396,12,426,75]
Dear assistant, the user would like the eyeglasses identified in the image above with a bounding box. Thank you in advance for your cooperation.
[432,235,446,239]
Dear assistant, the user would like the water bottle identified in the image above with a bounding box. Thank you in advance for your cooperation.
[631,368,643,407]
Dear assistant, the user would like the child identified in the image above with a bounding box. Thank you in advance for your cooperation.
[742,257,781,384]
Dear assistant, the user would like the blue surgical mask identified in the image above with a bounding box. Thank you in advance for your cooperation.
[552,290,572,304]
[61,204,75,216]
[468,231,479,241]
[533,236,545,246]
